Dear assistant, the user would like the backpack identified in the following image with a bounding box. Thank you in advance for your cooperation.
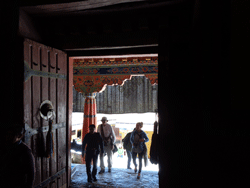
[122,132,131,150]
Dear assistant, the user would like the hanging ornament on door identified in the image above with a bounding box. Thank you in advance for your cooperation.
[39,100,56,158]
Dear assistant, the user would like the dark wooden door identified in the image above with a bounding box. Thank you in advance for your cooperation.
[23,38,69,188]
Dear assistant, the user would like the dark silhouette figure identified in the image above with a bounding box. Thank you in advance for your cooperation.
[82,124,104,183]
[150,121,159,165]
[122,128,135,169]
[0,124,35,188]
[130,122,149,179]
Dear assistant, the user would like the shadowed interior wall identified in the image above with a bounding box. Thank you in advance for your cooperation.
[73,76,158,113]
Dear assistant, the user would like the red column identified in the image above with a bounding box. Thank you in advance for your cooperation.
[81,93,97,163]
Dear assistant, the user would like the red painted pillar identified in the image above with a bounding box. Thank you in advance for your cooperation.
[81,93,97,163]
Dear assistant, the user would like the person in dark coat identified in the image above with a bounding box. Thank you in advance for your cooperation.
[82,124,104,183]
[122,128,135,169]
[130,122,149,179]
[0,123,35,188]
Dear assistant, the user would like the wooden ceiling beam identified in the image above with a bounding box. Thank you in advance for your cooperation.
[66,45,158,57]
[20,0,146,15]
[20,0,190,16]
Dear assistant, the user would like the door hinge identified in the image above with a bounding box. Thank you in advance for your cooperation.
[25,122,66,141]
[24,61,67,82]
[34,168,66,188]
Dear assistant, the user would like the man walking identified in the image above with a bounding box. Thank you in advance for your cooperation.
[82,124,104,183]
[97,117,116,173]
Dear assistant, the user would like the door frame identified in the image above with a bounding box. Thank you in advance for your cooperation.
[66,57,74,186]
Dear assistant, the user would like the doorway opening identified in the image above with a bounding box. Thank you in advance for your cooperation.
[69,54,159,187]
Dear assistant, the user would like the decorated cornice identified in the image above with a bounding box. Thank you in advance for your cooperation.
[73,65,158,76]
[73,56,158,93]
[73,57,158,67]
[73,75,132,93]
[145,74,158,85]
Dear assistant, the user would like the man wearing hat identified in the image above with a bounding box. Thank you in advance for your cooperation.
[97,117,116,173]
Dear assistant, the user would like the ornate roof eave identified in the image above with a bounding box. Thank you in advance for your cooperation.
[73,56,158,94]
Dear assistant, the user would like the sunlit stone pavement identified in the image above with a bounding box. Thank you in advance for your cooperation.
[70,153,159,188]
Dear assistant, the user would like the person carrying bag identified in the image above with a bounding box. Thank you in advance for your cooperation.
[130,122,149,179]
[97,117,116,174]
[122,128,135,169]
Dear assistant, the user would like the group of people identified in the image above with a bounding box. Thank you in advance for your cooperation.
[82,117,149,183]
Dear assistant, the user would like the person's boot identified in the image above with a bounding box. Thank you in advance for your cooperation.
[108,168,111,173]
[87,176,93,183]
[92,168,97,180]
[98,169,105,174]
[137,173,141,179]
[87,167,92,182]
[134,167,137,173]
[93,176,97,182]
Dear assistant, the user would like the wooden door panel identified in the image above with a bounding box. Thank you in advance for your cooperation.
[40,43,50,186]
[57,51,67,187]
[23,39,68,188]
[32,40,42,186]
[49,48,58,188]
